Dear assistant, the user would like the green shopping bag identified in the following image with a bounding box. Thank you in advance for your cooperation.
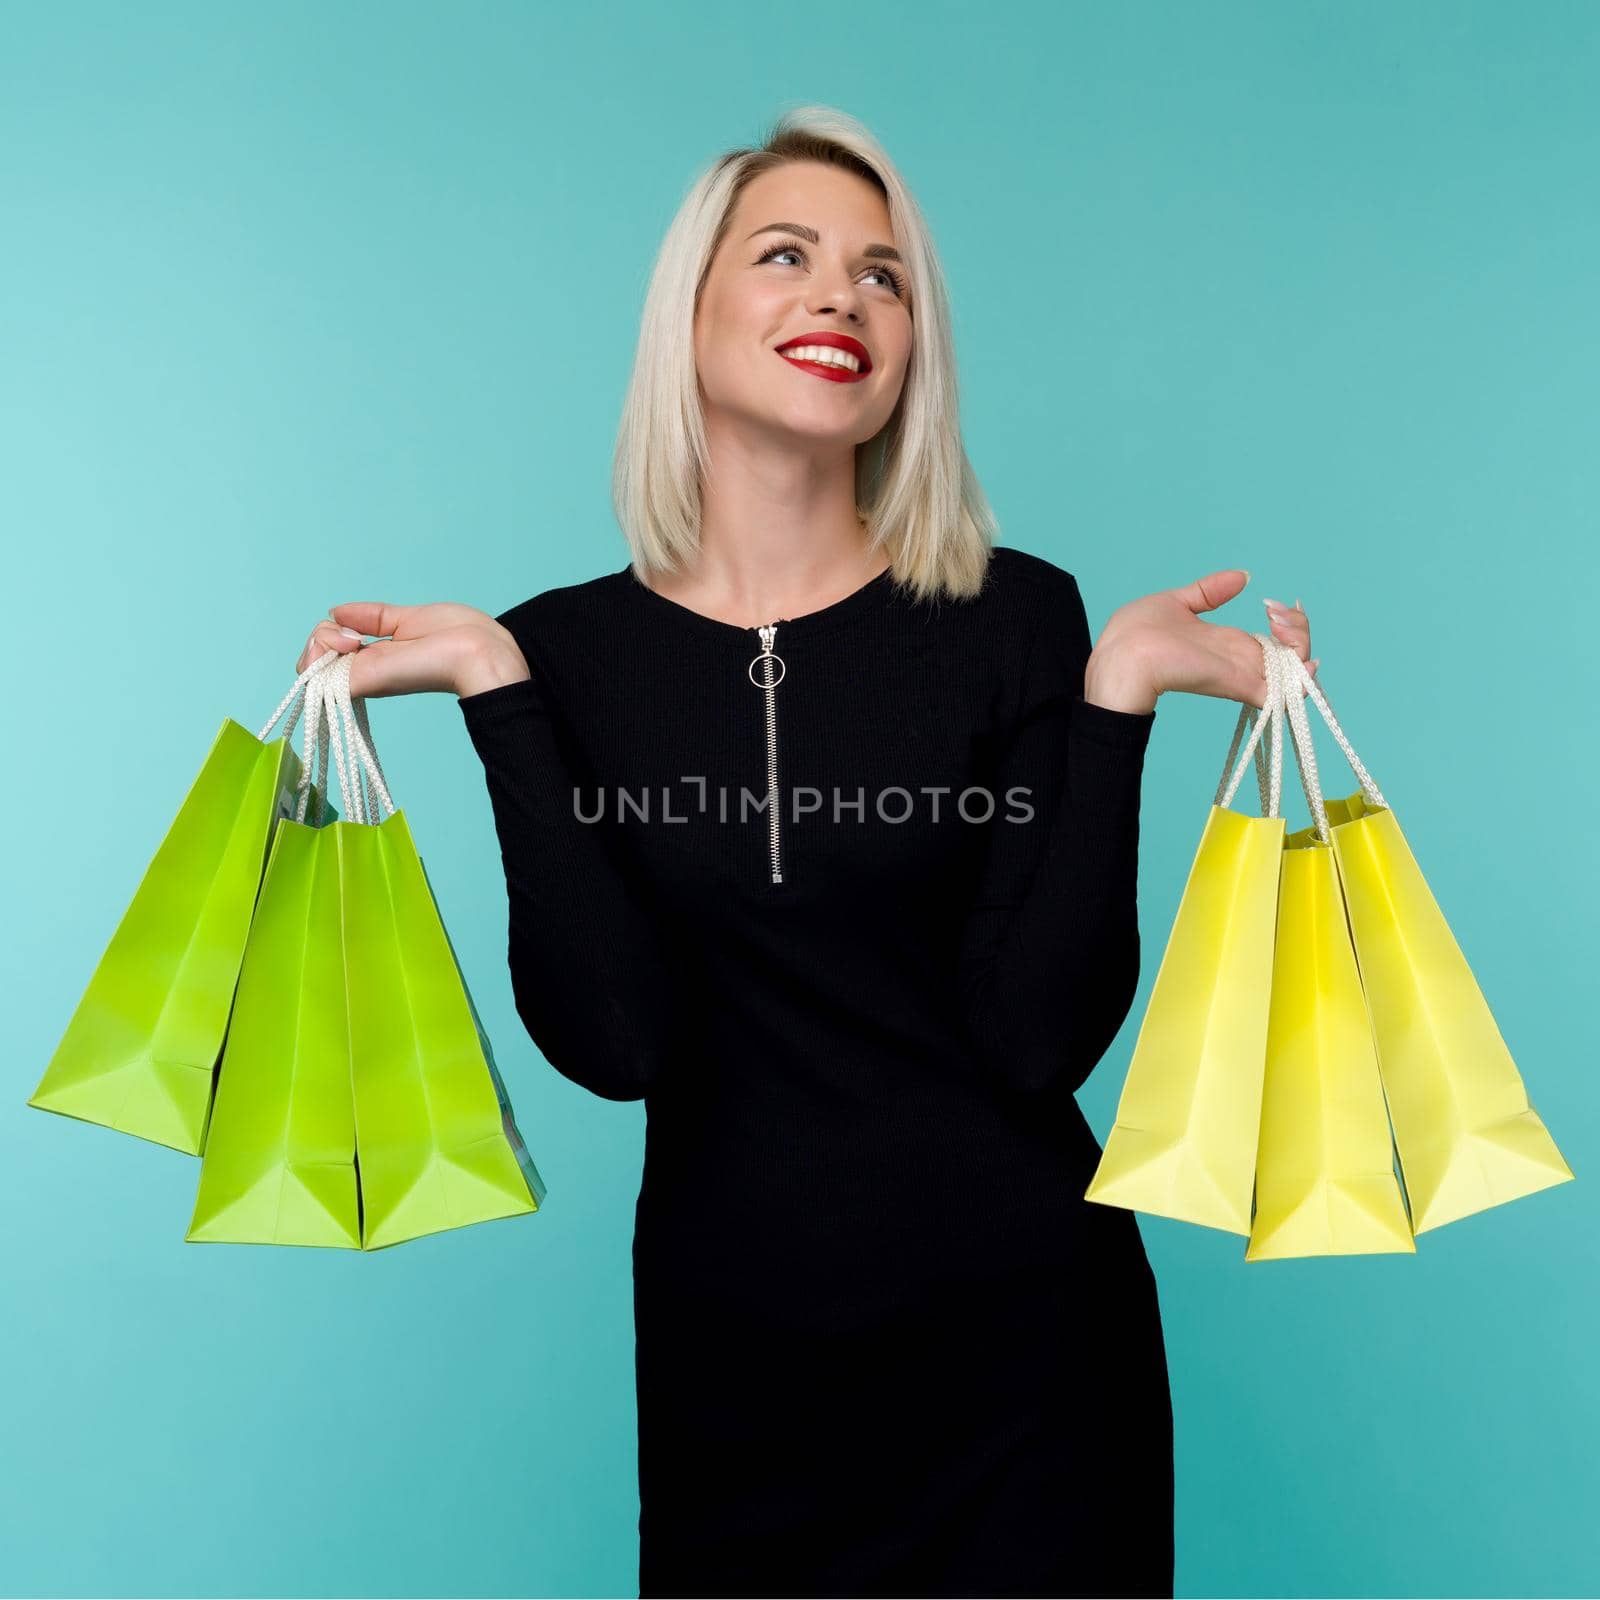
[186,818,359,1247]
[188,649,545,1250]
[28,663,334,1154]
[344,811,547,1249]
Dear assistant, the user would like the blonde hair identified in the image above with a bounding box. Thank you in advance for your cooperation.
[611,104,999,604]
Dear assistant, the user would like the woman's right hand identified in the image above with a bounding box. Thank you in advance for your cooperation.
[296,602,531,700]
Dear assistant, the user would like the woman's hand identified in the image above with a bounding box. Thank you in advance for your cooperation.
[1083,569,1319,715]
[296,602,531,699]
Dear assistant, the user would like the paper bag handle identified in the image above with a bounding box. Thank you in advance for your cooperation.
[1270,642,1387,846]
[254,648,395,826]
[301,649,395,825]
[1215,631,1290,818]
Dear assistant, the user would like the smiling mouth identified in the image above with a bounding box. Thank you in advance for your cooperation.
[775,346,870,384]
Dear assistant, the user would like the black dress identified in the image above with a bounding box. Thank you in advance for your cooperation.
[458,544,1174,1599]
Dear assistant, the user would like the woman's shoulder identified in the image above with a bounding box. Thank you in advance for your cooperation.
[952,545,1090,663]
[488,566,635,668]
[981,544,1083,605]
[493,566,627,630]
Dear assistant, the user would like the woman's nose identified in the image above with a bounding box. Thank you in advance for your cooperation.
[808,272,866,318]
[808,292,864,321]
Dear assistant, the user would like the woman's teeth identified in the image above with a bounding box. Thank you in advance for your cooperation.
[782,345,862,373]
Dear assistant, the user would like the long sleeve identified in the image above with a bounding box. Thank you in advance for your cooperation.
[458,609,685,1102]
[956,569,1156,1098]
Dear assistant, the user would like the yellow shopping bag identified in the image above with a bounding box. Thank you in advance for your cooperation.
[1245,643,1413,1260]
[1272,650,1573,1236]
[1085,632,1288,1235]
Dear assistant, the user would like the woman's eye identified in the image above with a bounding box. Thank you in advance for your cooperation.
[755,242,906,297]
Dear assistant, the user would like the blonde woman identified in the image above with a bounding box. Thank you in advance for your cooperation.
[300,106,1315,1599]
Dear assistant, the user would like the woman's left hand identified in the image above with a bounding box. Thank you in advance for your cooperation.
[1084,569,1319,715]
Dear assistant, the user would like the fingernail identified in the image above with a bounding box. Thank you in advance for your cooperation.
[338,627,362,639]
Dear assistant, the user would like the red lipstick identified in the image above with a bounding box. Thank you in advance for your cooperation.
[774,331,872,383]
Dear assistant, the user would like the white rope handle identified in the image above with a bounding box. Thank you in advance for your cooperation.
[252,648,337,825]
[257,647,396,826]
[306,651,395,825]
[299,651,344,826]
[1261,640,1387,847]
[1214,631,1289,817]
[326,650,395,823]
[255,649,335,751]
[1269,638,1330,843]
[1273,647,1387,816]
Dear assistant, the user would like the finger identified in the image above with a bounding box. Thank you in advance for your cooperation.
[297,622,363,674]
[329,601,416,640]
[336,636,441,701]
[1269,618,1309,657]
[300,626,356,671]
[1264,601,1310,658]
[1176,569,1251,616]
[296,629,330,675]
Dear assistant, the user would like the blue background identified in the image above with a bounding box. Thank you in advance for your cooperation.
[4,3,1595,1595]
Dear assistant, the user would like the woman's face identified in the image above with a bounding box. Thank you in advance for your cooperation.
[693,160,913,452]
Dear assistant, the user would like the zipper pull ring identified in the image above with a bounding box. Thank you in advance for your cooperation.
[748,624,786,688]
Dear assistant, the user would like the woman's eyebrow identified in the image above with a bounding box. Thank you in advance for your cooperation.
[745,221,902,263]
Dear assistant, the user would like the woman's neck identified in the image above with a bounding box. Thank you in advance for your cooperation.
[647,432,887,627]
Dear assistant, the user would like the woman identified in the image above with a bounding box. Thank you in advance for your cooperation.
[299,107,1315,1599]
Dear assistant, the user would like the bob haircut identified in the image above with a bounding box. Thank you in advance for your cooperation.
[611,103,999,604]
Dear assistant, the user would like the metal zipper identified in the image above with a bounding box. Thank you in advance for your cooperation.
[747,622,786,884]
